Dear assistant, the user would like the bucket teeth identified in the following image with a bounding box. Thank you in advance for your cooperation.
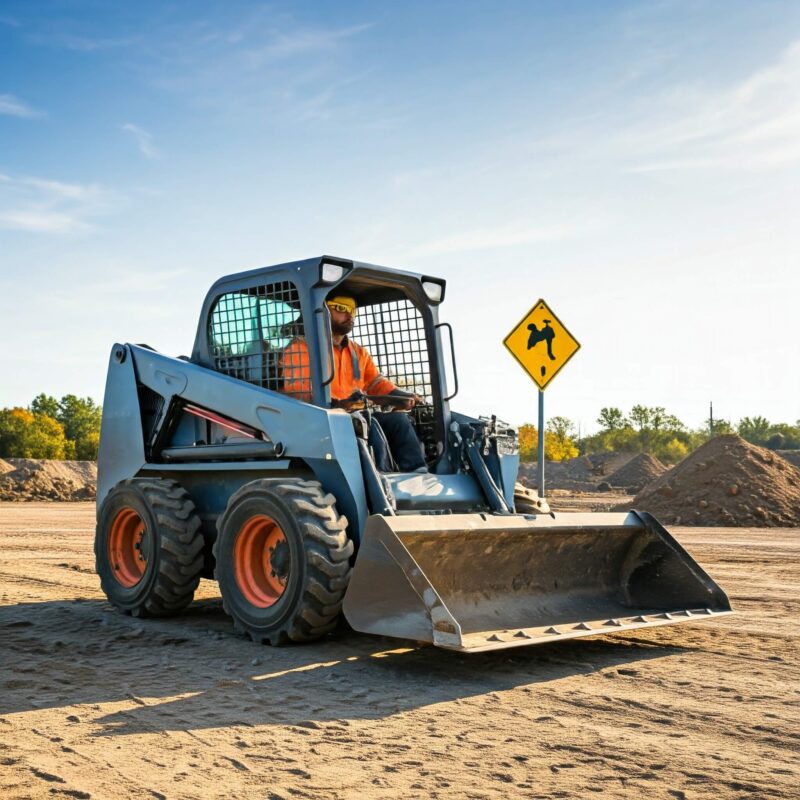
[574,622,592,631]
[544,627,561,635]
[604,619,622,627]
[514,630,532,639]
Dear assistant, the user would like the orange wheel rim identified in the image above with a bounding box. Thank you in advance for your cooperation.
[108,507,147,588]
[233,515,289,608]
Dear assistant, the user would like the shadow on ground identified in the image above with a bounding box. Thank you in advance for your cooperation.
[1,597,684,735]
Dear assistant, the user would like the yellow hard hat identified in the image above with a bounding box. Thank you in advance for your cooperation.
[326,295,357,316]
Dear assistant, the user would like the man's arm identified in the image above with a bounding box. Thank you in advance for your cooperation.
[359,344,423,409]
[360,346,396,396]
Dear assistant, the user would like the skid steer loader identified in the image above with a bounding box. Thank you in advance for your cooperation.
[95,256,731,653]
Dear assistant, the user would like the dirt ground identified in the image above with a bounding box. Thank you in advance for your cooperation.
[1,503,798,800]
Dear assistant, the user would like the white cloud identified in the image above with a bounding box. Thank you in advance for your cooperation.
[409,221,601,257]
[622,39,800,172]
[121,123,159,159]
[0,209,89,234]
[21,176,102,200]
[241,22,374,68]
[142,15,374,122]
[0,174,118,234]
[0,93,45,119]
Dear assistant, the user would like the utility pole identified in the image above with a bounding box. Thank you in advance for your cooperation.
[709,401,714,439]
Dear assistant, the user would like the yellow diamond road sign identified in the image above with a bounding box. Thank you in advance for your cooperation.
[503,299,580,390]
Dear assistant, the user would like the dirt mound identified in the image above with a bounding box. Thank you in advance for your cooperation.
[631,435,800,526]
[777,450,800,469]
[518,452,637,491]
[607,453,667,492]
[585,452,637,477]
[0,459,97,501]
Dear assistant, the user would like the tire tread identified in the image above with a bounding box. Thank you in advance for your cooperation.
[214,478,353,645]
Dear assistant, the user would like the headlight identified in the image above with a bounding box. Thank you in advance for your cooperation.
[422,280,444,303]
[320,262,346,283]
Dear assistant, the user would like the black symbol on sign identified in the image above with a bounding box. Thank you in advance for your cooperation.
[527,319,556,360]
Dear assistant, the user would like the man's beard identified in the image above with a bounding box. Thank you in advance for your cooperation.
[331,319,354,336]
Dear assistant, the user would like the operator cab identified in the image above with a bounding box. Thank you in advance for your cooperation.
[196,257,453,474]
[328,275,441,468]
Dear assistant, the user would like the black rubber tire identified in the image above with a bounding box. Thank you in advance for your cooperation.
[95,478,204,617]
[214,478,353,645]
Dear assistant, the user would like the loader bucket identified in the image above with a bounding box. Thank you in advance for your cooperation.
[342,511,732,653]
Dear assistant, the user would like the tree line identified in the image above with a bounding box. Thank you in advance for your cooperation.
[2,394,797,465]
[0,395,102,460]
[519,405,800,463]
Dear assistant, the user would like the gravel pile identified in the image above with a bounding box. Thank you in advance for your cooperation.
[631,435,800,526]
[606,453,667,493]
[0,459,97,501]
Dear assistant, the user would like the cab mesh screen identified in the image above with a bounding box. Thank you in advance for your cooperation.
[351,299,431,399]
[208,282,309,399]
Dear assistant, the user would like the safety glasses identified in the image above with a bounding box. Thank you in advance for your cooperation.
[326,301,357,317]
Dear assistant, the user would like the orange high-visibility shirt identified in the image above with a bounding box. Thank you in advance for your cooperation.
[281,337,396,402]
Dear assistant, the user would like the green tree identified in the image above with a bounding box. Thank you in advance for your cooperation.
[56,395,102,460]
[582,405,692,463]
[767,423,800,449]
[738,416,771,445]
[0,408,30,457]
[31,393,60,418]
[710,419,734,436]
[547,416,575,442]
[628,405,652,432]
[597,407,626,432]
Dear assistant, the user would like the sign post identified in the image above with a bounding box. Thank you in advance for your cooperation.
[503,298,581,499]
[537,389,545,497]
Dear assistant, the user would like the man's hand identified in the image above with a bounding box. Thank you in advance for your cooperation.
[398,393,424,411]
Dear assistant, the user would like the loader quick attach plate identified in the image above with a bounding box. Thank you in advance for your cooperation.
[342,511,732,653]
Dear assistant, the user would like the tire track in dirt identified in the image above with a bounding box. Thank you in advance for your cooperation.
[1,504,798,799]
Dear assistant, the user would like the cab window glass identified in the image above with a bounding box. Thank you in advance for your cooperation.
[208,281,307,396]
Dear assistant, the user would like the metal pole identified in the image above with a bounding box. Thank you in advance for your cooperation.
[537,389,545,498]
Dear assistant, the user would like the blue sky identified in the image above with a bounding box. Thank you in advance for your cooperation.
[1,1,798,433]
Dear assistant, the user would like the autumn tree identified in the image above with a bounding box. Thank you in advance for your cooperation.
[518,421,579,462]
[546,416,579,461]
[0,408,67,459]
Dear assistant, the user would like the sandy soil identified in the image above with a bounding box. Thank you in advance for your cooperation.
[1,503,798,800]
[546,490,634,514]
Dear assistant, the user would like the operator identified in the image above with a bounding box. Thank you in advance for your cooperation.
[281,295,428,473]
